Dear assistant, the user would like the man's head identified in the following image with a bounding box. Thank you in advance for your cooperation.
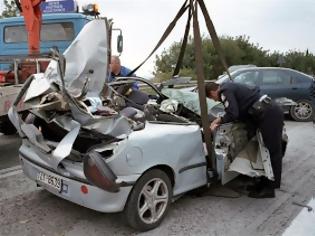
[110,55,121,75]
[205,82,220,101]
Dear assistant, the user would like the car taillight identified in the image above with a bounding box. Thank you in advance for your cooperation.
[83,151,119,193]
[0,72,6,83]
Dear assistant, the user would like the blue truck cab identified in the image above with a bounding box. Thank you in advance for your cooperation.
[0,13,91,70]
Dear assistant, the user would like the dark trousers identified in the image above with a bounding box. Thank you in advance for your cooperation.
[258,103,284,189]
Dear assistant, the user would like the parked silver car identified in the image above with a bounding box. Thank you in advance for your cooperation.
[9,20,287,231]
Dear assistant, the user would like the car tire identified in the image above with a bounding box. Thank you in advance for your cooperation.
[0,117,16,135]
[290,100,313,122]
[124,169,172,231]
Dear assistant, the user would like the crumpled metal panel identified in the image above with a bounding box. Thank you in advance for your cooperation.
[8,18,132,171]
[21,124,51,153]
[68,101,94,124]
[8,105,24,136]
[52,115,82,131]
[228,131,274,180]
[24,73,53,102]
[83,115,132,138]
[215,123,274,184]
[24,19,108,107]
[51,122,81,170]
[256,131,274,180]
[62,19,108,97]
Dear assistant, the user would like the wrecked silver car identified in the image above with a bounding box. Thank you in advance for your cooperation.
[9,19,287,231]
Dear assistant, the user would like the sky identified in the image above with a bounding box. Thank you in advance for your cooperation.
[1,0,315,77]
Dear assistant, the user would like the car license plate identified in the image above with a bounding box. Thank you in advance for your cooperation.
[36,171,62,192]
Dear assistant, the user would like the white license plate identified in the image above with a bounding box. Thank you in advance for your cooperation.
[36,171,62,192]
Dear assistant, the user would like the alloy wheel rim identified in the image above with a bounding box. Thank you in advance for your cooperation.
[137,178,169,224]
[294,102,312,120]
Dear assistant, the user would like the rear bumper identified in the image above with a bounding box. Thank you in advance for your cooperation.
[20,155,132,213]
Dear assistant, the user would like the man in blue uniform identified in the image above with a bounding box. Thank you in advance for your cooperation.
[109,55,139,90]
[205,82,284,198]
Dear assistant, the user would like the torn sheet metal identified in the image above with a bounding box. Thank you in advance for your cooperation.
[35,92,69,111]
[24,73,53,102]
[229,139,264,177]
[52,114,83,131]
[68,100,94,124]
[52,122,80,170]
[228,131,274,180]
[256,131,274,180]
[83,115,132,138]
[215,123,274,184]
[8,106,24,136]
[8,75,35,136]
[21,124,51,153]
[215,123,248,185]
[63,19,108,97]
[23,19,108,106]
[85,97,102,113]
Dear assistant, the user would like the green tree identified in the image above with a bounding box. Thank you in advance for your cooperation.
[1,0,19,18]
[282,51,315,75]
[153,35,315,82]
[153,35,271,82]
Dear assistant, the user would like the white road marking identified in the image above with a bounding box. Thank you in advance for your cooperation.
[0,165,22,179]
[0,169,23,179]
[283,198,315,236]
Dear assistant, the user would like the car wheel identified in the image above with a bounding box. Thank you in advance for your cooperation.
[124,169,172,231]
[290,100,313,122]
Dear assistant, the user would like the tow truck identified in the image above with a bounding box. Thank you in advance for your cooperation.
[0,0,104,134]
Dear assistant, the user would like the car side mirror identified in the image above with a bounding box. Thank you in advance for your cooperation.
[117,34,123,54]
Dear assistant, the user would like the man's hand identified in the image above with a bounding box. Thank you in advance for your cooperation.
[210,117,221,131]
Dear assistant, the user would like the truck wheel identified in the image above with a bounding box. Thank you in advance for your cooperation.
[124,169,172,231]
[0,118,16,135]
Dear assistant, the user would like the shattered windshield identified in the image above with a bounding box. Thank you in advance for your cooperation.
[161,88,224,117]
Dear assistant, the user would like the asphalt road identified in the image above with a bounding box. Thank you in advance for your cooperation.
[0,133,21,169]
[0,121,315,236]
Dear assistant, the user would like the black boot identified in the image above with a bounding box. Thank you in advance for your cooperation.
[248,186,275,198]
[246,177,263,191]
